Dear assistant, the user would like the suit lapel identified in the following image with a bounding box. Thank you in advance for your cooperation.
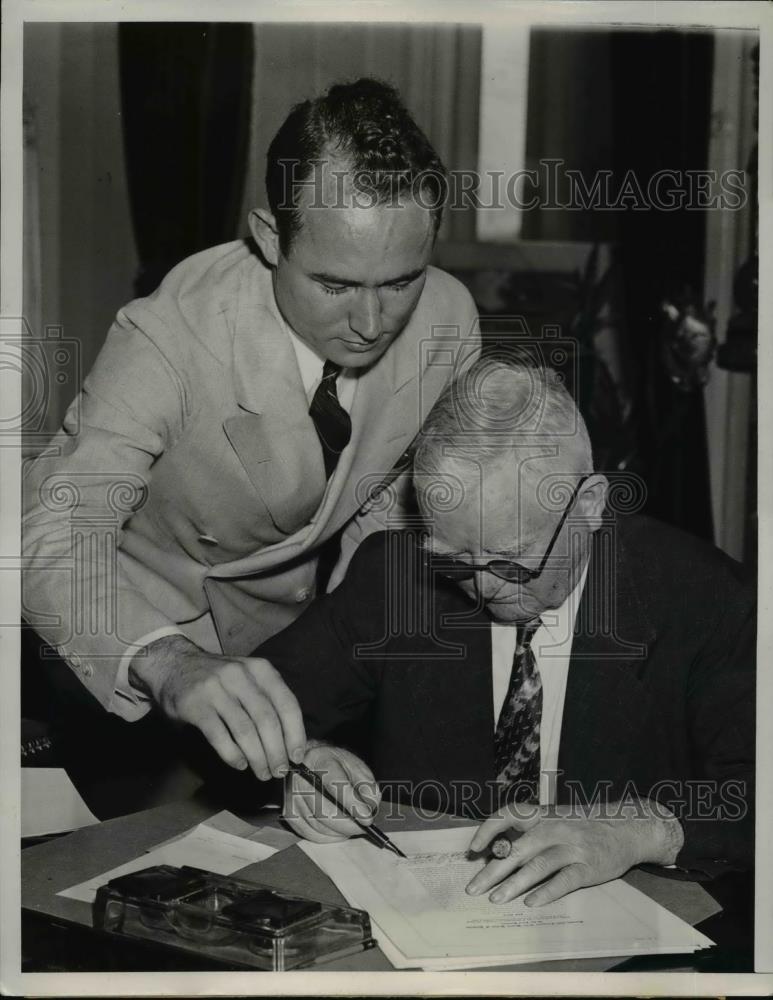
[557,520,658,801]
[211,282,438,578]
[223,282,327,536]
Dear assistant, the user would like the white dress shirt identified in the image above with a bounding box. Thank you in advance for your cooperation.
[285,325,357,412]
[490,562,589,806]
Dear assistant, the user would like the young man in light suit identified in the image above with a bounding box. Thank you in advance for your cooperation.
[22,78,479,786]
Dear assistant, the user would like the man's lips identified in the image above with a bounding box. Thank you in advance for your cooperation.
[342,339,381,352]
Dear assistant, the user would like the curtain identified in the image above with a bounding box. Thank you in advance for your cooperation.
[119,23,254,296]
[608,30,715,542]
[523,28,716,541]
[22,92,45,456]
[239,22,482,242]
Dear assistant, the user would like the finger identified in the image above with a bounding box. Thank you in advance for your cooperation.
[248,659,307,762]
[193,708,248,771]
[283,790,347,843]
[286,778,361,840]
[219,664,288,776]
[466,828,547,896]
[215,692,273,780]
[468,801,542,853]
[523,863,588,907]
[308,748,380,820]
[488,846,572,904]
[241,693,289,778]
[307,755,376,826]
[336,753,381,815]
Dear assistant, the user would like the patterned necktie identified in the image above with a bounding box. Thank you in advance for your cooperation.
[309,360,353,479]
[494,619,543,804]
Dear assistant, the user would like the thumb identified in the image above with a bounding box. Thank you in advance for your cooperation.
[469,801,542,853]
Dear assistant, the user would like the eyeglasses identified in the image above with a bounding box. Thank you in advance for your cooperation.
[427,475,590,584]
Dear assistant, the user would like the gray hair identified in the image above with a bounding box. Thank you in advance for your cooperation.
[413,359,593,501]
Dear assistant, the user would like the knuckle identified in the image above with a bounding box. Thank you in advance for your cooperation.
[527,853,552,878]
[230,718,257,742]
[221,659,248,684]
[201,673,224,698]
[248,656,273,679]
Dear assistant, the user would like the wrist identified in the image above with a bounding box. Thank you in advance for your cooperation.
[636,798,685,866]
[128,634,196,702]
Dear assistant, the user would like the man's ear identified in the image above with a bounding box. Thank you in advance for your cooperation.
[577,474,608,533]
[248,208,280,267]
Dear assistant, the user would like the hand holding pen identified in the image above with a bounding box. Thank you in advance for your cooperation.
[282,741,404,853]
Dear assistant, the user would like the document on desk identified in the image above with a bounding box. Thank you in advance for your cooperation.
[300,826,714,970]
[59,817,279,904]
[21,768,99,837]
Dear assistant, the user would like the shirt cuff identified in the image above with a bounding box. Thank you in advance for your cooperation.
[113,626,187,707]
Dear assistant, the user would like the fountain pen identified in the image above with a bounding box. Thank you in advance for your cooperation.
[289,760,407,859]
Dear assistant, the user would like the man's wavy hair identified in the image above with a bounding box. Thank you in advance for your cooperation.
[266,77,448,255]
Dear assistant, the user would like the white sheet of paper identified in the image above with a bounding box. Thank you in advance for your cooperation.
[59,821,279,904]
[300,826,714,970]
[21,768,99,837]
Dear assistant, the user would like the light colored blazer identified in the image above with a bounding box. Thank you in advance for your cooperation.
[22,240,479,719]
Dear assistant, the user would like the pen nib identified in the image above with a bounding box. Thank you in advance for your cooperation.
[387,842,408,859]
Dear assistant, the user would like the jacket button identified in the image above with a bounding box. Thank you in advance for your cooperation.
[295,587,312,603]
[82,663,94,678]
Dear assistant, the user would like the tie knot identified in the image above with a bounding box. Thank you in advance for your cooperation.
[322,360,342,382]
[516,619,541,652]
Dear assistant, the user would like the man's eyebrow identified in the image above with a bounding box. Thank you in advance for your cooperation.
[486,539,536,556]
[426,542,535,560]
[310,268,425,288]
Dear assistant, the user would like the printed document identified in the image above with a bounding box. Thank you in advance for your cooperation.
[300,826,714,969]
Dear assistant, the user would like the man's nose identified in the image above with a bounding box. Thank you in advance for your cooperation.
[348,288,383,342]
[473,569,507,602]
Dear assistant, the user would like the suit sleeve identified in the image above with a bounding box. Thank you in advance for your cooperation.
[256,532,393,740]
[22,305,189,719]
[672,582,756,877]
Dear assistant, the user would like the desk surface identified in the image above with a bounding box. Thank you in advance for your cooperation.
[21,793,721,973]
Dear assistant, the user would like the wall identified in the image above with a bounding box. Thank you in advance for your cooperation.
[702,30,757,562]
[238,22,482,242]
[24,22,138,435]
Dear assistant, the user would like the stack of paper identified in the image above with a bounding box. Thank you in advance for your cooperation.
[59,812,285,904]
[300,826,714,970]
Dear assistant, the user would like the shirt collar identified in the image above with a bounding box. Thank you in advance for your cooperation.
[284,323,326,397]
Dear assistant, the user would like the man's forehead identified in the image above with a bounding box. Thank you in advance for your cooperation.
[294,157,432,220]
[428,498,544,557]
[291,185,435,279]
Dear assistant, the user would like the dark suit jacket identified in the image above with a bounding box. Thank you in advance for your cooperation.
[258,515,755,878]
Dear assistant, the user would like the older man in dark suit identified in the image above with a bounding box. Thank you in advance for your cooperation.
[257,359,754,906]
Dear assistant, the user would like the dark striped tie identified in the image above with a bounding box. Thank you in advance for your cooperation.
[309,360,353,479]
[494,619,543,804]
